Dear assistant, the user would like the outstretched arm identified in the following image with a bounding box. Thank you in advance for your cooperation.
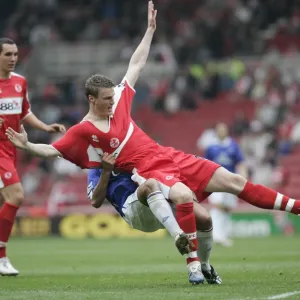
[124,0,157,88]
[6,125,61,158]
[23,113,66,133]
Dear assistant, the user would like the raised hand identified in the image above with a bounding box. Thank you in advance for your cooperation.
[148,0,157,31]
[5,125,28,149]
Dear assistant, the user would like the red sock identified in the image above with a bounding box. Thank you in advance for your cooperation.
[0,202,19,258]
[176,202,200,265]
[239,182,300,215]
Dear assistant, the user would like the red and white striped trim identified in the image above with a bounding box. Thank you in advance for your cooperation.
[285,199,296,212]
[0,241,7,248]
[274,193,283,210]
[112,121,134,159]
[187,251,198,258]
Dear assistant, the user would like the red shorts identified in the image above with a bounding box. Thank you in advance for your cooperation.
[133,147,220,202]
[0,157,20,188]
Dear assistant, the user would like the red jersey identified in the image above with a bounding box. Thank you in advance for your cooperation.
[52,77,220,201]
[52,78,159,170]
[0,72,32,159]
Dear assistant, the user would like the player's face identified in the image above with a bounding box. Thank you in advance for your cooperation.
[0,44,18,74]
[95,87,115,117]
[216,123,228,140]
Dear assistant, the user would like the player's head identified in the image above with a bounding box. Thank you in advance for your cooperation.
[215,123,229,140]
[0,38,18,75]
[85,74,115,117]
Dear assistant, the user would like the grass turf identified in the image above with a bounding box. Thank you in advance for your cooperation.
[1,236,299,300]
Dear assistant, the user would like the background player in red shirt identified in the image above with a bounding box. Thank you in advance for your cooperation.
[0,38,65,276]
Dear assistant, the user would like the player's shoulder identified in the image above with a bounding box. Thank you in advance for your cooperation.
[229,137,239,147]
[114,78,135,93]
[10,72,27,82]
[10,72,27,85]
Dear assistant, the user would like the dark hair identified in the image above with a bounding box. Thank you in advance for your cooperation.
[85,74,115,99]
[0,38,15,54]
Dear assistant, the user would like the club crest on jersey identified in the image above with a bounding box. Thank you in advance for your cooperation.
[4,172,12,179]
[165,175,174,180]
[110,138,120,148]
[15,84,22,93]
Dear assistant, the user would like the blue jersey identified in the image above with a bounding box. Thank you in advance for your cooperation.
[205,137,244,173]
[87,169,137,217]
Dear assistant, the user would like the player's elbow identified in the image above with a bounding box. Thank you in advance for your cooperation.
[91,199,101,208]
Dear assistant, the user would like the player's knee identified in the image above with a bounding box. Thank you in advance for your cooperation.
[1,185,24,206]
[228,174,247,194]
[196,215,212,231]
[169,183,193,204]
[143,178,159,195]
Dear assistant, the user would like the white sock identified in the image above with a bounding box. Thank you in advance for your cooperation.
[223,211,232,240]
[147,191,182,238]
[197,228,213,271]
[210,207,227,242]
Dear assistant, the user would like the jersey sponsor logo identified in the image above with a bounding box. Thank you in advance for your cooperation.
[15,84,22,93]
[4,172,12,179]
[0,97,23,115]
[92,135,99,142]
[162,216,169,223]
[110,138,120,148]
[165,175,174,180]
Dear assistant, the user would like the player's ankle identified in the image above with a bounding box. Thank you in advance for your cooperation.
[201,262,211,271]
[186,256,200,265]
[0,246,6,258]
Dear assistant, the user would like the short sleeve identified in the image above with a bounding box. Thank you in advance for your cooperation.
[52,125,85,166]
[112,78,136,115]
[21,80,32,120]
[87,169,101,200]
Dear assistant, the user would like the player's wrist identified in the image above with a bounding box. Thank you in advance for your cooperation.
[102,169,112,175]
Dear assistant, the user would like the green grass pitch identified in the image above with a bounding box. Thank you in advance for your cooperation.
[1,236,299,300]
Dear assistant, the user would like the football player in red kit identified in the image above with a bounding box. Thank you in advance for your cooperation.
[0,38,65,276]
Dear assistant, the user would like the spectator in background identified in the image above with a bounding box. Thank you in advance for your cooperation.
[196,124,217,152]
[205,123,248,247]
[231,111,249,137]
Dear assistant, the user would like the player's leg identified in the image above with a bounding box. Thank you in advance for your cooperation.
[209,193,234,247]
[169,182,204,284]
[194,202,222,284]
[0,182,23,276]
[136,178,191,255]
[205,167,300,215]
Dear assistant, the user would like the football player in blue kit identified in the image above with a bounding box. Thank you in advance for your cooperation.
[87,153,222,285]
[205,123,248,247]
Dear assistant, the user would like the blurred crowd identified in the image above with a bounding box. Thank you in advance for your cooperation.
[1,0,300,206]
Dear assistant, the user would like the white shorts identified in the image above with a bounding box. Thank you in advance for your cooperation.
[121,190,165,232]
[209,192,237,209]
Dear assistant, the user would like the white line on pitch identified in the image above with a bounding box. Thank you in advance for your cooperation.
[266,291,300,299]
